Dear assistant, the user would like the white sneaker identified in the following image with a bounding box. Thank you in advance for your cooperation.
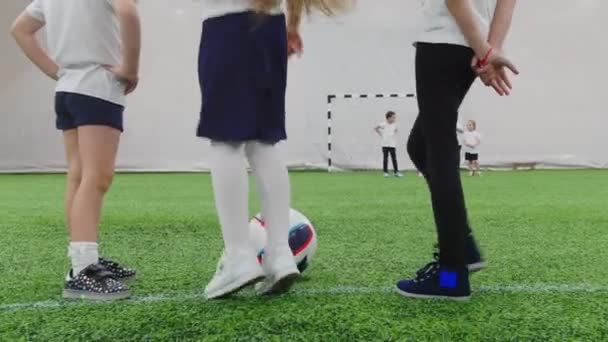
[205,251,265,300]
[395,172,403,178]
[255,248,300,296]
[384,173,390,178]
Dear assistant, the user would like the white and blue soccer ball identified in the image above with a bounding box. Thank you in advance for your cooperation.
[249,209,318,273]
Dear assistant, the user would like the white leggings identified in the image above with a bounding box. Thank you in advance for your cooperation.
[209,141,290,258]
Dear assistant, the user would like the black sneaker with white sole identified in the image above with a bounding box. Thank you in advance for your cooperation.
[63,264,130,300]
[396,262,471,301]
[99,257,137,281]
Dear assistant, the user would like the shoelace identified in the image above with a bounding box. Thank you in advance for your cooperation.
[83,264,116,282]
[414,260,439,283]
[416,252,439,277]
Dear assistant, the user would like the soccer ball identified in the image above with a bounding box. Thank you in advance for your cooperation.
[249,209,317,273]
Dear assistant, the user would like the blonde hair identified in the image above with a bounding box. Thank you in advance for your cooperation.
[255,0,352,16]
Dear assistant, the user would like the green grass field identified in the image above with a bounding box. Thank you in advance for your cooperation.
[1,170,607,341]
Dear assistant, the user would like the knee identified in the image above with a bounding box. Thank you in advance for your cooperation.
[67,165,82,186]
[82,169,114,194]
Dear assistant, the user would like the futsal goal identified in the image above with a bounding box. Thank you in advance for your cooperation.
[326,92,417,172]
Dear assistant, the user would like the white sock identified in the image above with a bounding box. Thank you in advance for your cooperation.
[69,242,99,275]
[245,141,291,257]
[210,141,252,258]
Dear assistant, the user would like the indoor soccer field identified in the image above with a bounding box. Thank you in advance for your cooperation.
[1,171,607,341]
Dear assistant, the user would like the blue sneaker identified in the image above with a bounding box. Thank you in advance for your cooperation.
[396,262,471,301]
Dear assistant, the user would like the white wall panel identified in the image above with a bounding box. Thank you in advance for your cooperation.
[1,0,606,171]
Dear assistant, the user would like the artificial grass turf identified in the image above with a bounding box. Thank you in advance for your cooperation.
[1,170,607,340]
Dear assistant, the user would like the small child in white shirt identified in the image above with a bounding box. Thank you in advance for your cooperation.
[375,111,403,177]
[463,120,482,176]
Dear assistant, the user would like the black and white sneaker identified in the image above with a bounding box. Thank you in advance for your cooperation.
[63,264,130,301]
[99,257,137,281]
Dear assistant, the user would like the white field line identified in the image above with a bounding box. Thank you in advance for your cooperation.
[2,283,607,312]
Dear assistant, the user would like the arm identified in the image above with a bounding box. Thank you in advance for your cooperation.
[11,13,59,81]
[448,0,519,96]
[112,0,141,79]
[287,0,304,32]
[475,133,482,147]
[286,0,304,57]
[488,0,517,50]
[468,134,481,147]
[445,0,492,57]
[456,123,465,134]
[374,125,382,136]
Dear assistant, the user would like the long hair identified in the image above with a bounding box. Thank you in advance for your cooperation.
[254,0,353,16]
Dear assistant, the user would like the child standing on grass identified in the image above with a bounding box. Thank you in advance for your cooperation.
[463,120,482,176]
[375,111,403,178]
[11,0,140,300]
[199,0,350,300]
[396,0,519,301]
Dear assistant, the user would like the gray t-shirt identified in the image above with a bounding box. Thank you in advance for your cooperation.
[26,0,126,105]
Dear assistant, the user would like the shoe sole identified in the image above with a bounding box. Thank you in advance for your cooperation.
[395,287,470,302]
[62,289,131,301]
[468,261,487,273]
[206,274,265,300]
[257,272,301,296]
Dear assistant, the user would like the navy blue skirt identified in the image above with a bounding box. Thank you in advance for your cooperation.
[197,11,288,143]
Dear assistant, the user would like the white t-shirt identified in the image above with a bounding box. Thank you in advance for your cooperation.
[201,0,283,21]
[378,122,398,148]
[26,0,127,106]
[463,130,482,154]
[417,0,497,47]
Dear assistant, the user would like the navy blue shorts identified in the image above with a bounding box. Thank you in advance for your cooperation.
[465,152,479,161]
[197,12,288,143]
[55,92,124,132]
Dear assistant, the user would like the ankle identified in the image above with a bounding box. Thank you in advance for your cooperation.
[69,242,99,274]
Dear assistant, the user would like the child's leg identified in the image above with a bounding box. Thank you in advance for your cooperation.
[204,141,265,299]
[407,116,427,177]
[390,148,399,174]
[245,141,292,259]
[63,130,82,234]
[413,44,476,268]
[69,126,120,273]
[246,141,299,295]
[396,43,478,301]
[382,147,389,174]
[209,141,252,257]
